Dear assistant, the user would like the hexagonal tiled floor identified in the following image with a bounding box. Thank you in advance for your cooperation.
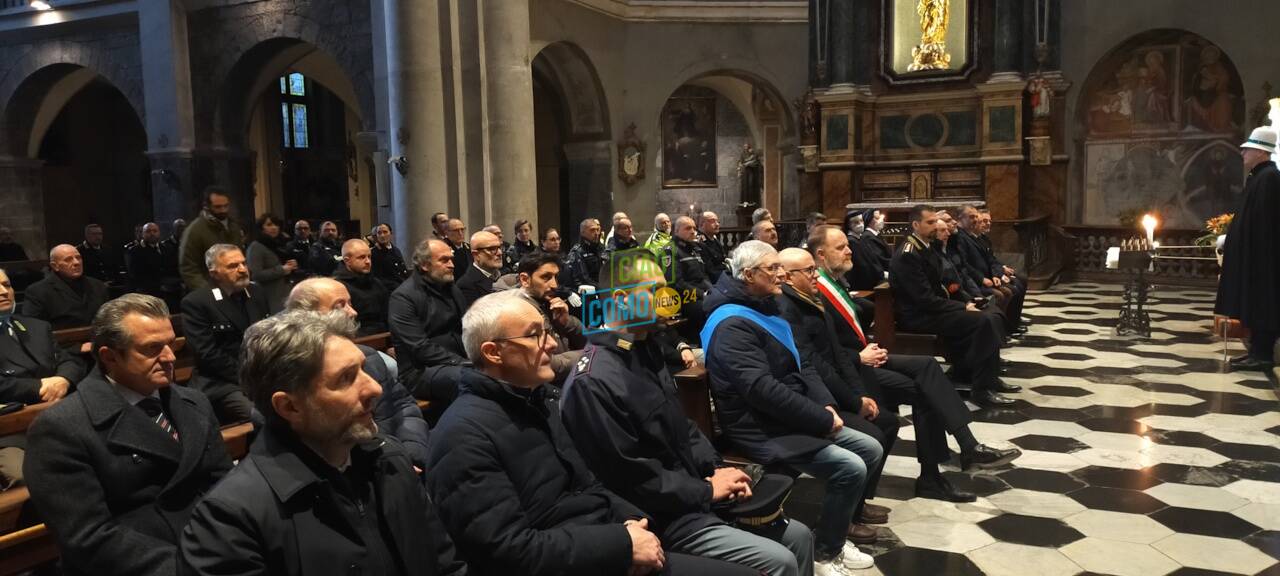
[783,283,1279,576]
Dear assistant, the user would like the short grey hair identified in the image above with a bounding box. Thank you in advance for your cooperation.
[205,243,242,271]
[751,207,773,224]
[654,213,670,229]
[91,293,171,358]
[412,238,448,269]
[730,240,777,280]
[240,310,358,414]
[579,218,600,235]
[285,277,342,312]
[461,290,534,366]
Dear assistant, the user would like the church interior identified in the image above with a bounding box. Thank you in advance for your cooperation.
[0,0,1277,575]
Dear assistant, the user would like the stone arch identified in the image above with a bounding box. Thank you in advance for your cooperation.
[0,41,145,158]
[531,41,612,239]
[1073,28,1245,228]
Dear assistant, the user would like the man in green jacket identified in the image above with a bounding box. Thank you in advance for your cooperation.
[178,187,245,291]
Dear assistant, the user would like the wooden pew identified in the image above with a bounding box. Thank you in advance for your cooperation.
[674,365,712,440]
[353,331,395,359]
[870,282,946,357]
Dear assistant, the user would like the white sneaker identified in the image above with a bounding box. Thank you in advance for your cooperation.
[840,542,875,570]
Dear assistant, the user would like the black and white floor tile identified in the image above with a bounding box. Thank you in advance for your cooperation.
[786,282,1280,576]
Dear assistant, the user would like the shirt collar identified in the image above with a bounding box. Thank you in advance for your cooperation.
[104,373,160,406]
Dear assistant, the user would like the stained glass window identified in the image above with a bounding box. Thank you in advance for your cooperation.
[288,73,306,97]
[279,73,309,149]
[280,103,291,148]
[291,104,309,148]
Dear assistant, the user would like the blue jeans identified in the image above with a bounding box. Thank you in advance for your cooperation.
[788,427,884,557]
[672,520,814,576]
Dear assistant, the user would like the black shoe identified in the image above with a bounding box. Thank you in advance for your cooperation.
[915,475,977,503]
[961,444,1022,471]
[1230,357,1273,372]
[994,379,1022,393]
[973,390,1016,407]
[1229,354,1251,364]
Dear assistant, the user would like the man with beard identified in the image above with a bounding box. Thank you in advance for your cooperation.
[890,206,1015,407]
[179,187,245,291]
[513,252,585,384]
[1216,127,1280,371]
[309,220,343,276]
[182,311,466,576]
[456,230,505,310]
[646,212,674,272]
[804,229,1020,488]
[389,239,467,423]
[23,244,110,330]
[698,211,728,280]
[28,294,232,576]
[334,239,390,336]
[181,244,270,423]
[562,218,605,293]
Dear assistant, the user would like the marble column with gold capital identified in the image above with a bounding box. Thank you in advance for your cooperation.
[386,0,451,250]
[482,0,539,235]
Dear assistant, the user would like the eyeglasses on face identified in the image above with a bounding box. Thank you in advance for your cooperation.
[491,324,553,346]
[785,265,817,277]
[475,245,504,254]
[749,263,784,274]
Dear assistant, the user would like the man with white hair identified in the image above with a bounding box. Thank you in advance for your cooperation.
[284,278,431,468]
[645,212,674,272]
[604,211,629,245]
[698,211,729,280]
[22,243,110,330]
[1217,126,1280,371]
[702,240,880,573]
[180,243,270,423]
[456,230,505,310]
[562,218,605,293]
[182,310,466,576]
[427,291,754,575]
[388,238,467,423]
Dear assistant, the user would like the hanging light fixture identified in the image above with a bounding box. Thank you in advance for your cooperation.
[30,0,53,10]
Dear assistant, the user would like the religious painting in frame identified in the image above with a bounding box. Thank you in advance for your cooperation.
[661,96,717,188]
[880,0,977,85]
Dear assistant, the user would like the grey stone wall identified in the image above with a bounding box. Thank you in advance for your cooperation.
[656,86,752,224]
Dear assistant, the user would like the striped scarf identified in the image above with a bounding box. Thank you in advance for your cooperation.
[815,268,866,347]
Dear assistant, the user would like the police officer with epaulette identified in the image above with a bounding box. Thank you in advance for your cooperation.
[561,253,815,576]
[888,205,1017,407]
[561,218,605,293]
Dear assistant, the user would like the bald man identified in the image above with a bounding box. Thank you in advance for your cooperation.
[23,244,110,329]
[334,238,390,336]
[456,230,504,310]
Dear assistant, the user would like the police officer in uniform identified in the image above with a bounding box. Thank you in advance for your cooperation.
[889,205,1016,407]
[561,218,605,293]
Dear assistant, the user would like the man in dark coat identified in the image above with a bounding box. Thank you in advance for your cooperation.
[126,222,182,306]
[604,217,640,271]
[370,223,410,292]
[389,239,468,423]
[1217,127,1280,370]
[77,223,119,283]
[890,206,1015,407]
[284,278,433,473]
[181,310,466,576]
[309,220,343,276]
[26,294,232,576]
[698,211,729,281]
[953,206,1025,336]
[284,219,313,274]
[180,244,271,424]
[0,268,83,405]
[701,240,880,571]
[427,290,754,576]
[456,230,504,310]
[562,256,814,576]
[563,218,605,292]
[444,218,473,273]
[334,239,390,336]
[847,209,891,291]
[23,243,110,330]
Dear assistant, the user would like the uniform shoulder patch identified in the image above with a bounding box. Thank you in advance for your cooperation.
[575,346,596,375]
[902,241,915,253]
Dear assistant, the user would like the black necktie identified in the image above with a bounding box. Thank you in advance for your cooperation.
[137,397,180,442]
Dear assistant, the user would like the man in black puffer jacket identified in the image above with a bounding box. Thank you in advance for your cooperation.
[427,291,756,576]
[334,239,390,336]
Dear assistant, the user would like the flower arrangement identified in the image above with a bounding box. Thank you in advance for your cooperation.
[1196,213,1234,246]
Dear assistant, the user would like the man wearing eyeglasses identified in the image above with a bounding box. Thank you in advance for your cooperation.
[457,230,505,311]
[427,291,755,575]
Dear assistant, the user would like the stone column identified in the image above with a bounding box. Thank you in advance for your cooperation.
[989,0,1024,82]
[139,0,198,224]
[386,0,451,249]
[808,0,830,88]
[481,0,539,234]
[827,0,856,91]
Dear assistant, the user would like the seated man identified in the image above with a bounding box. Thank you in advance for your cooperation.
[514,252,586,383]
[334,238,390,335]
[0,267,84,490]
[77,223,119,282]
[181,311,466,576]
[954,206,1026,336]
[22,243,110,330]
[846,209,890,291]
[934,214,1010,336]
[26,294,232,576]
[309,220,343,276]
[428,290,756,576]
[562,218,605,294]
[126,222,181,304]
[285,278,431,468]
[388,238,467,423]
[889,206,1016,407]
[702,240,880,573]
[802,230,1020,492]
[562,252,814,576]
[456,230,504,310]
[181,244,271,424]
[751,219,780,250]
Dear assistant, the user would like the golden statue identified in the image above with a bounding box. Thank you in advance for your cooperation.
[909,0,952,71]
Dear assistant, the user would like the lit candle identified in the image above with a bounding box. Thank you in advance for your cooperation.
[1142,214,1157,250]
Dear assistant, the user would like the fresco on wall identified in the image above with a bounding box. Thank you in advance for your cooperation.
[1081,31,1245,228]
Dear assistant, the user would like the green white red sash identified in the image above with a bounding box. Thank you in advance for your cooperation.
[816,268,867,347]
